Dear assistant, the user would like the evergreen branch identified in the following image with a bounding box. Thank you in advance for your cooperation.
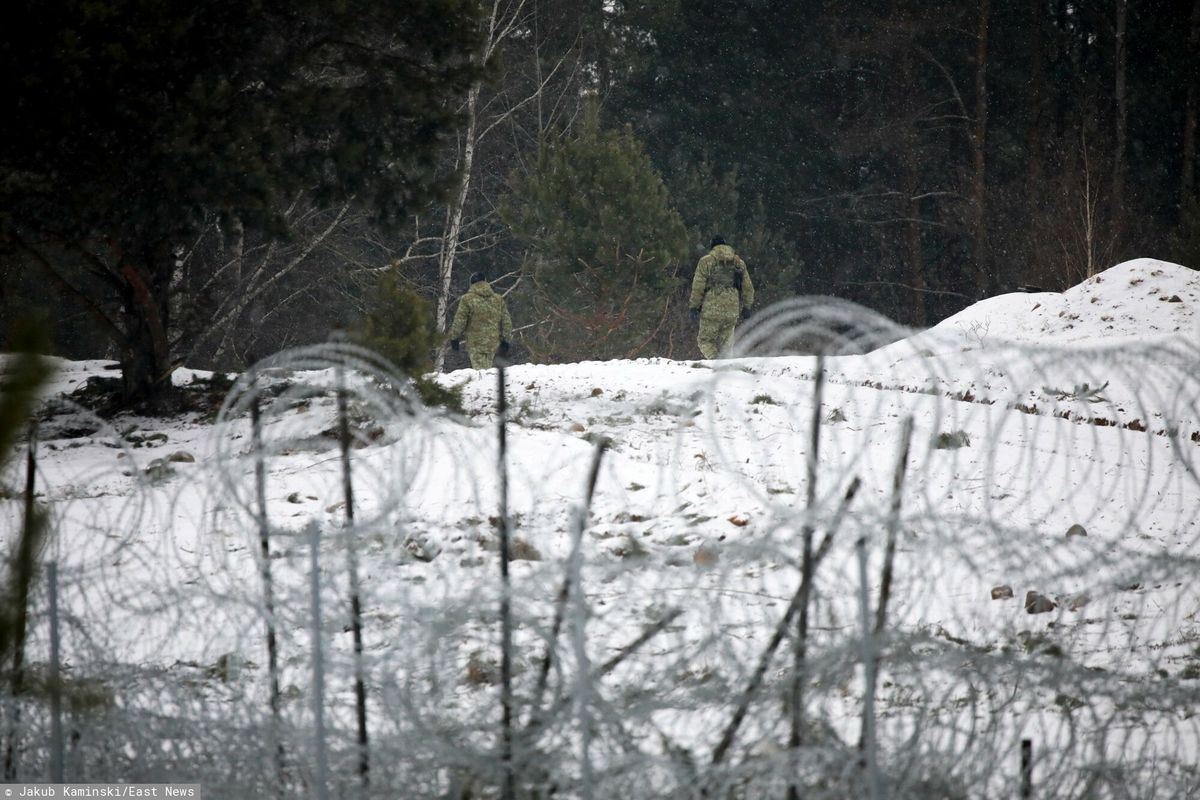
[10,234,128,348]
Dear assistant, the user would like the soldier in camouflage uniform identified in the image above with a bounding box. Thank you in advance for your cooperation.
[688,236,755,358]
[449,272,514,369]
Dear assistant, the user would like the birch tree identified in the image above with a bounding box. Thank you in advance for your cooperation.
[434,1,530,372]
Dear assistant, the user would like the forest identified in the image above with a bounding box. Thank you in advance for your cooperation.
[3,5,1200,797]
[2,0,1198,404]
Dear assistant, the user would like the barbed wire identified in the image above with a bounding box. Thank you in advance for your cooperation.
[2,298,1198,798]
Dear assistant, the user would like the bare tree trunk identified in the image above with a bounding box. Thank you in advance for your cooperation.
[972,0,991,296]
[1025,0,1047,286]
[434,0,530,372]
[905,193,925,326]
[1025,0,1045,200]
[229,214,245,288]
[434,81,481,373]
[897,34,926,326]
[1111,0,1128,230]
[1182,0,1200,211]
[119,256,174,405]
[900,121,926,324]
[1065,131,1104,284]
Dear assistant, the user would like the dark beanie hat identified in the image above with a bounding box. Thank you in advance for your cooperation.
[709,235,726,248]
[469,271,486,284]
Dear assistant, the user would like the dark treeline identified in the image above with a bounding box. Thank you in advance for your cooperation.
[2,0,1197,403]
[609,0,1200,325]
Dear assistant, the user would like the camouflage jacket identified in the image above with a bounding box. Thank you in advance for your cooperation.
[448,280,513,349]
[689,244,755,315]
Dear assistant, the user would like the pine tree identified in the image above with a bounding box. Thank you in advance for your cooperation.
[352,270,462,411]
[502,107,689,361]
[0,0,482,407]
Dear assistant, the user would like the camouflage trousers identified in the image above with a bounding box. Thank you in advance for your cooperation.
[466,346,496,370]
[697,312,738,359]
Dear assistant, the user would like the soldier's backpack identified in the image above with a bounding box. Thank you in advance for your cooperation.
[708,251,743,293]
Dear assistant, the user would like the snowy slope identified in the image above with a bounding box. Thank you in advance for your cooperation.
[910,258,1200,347]
[3,258,1200,797]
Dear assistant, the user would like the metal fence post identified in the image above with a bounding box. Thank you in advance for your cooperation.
[1021,738,1033,798]
[308,522,330,800]
[47,561,63,783]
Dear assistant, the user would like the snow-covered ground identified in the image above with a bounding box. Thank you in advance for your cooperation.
[4,258,1199,798]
